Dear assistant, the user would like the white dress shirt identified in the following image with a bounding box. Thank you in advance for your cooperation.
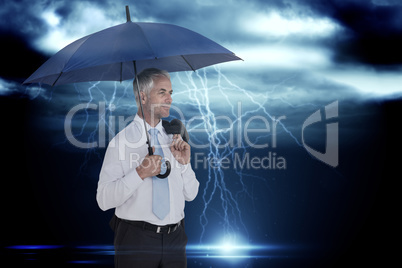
[97,114,199,225]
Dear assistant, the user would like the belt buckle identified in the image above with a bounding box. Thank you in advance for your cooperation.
[156,226,162,233]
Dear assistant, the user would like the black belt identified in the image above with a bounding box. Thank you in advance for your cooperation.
[122,219,182,234]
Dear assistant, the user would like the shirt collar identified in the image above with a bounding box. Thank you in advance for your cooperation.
[134,114,164,134]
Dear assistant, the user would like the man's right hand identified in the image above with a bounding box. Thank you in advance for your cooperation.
[136,147,162,180]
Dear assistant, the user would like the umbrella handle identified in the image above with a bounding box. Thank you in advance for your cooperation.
[157,160,171,179]
[148,146,171,179]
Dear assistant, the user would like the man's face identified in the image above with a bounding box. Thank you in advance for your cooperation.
[142,76,173,124]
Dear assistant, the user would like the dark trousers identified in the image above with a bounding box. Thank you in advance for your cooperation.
[110,215,188,268]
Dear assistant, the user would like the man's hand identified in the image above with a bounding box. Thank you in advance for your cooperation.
[170,134,191,165]
[136,147,162,180]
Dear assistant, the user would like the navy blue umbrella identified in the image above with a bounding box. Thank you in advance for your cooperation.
[24,6,241,86]
[24,6,241,178]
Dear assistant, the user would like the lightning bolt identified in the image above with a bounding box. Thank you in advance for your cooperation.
[173,66,308,246]
[175,70,249,243]
[73,81,134,178]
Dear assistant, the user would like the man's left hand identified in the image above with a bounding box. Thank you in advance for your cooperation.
[170,134,191,165]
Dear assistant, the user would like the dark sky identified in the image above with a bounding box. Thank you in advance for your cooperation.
[1,1,401,267]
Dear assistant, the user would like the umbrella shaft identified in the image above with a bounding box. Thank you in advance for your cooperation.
[125,6,131,22]
[133,61,153,155]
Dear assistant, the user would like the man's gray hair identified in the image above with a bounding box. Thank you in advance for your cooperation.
[133,68,170,104]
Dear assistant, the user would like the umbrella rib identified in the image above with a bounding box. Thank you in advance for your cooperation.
[52,72,63,87]
[134,23,157,59]
[181,56,196,71]
[120,62,123,83]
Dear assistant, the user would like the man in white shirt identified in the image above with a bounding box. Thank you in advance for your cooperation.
[97,68,199,268]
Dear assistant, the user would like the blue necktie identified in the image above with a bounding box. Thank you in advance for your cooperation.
[149,128,170,220]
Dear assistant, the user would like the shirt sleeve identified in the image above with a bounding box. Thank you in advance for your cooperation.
[181,163,199,201]
[96,141,144,211]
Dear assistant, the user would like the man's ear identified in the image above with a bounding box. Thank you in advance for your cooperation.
[140,91,147,104]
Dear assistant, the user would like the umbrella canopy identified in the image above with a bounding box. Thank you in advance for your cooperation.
[23,9,241,86]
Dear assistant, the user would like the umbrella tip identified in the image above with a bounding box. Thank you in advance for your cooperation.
[125,6,131,22]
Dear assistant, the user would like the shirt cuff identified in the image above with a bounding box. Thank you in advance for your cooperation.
[181,163,194,175]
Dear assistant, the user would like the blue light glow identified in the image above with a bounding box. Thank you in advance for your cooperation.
[7,245,63,250]
[187,243,285,259]
[75,245,115,255]
[68,260,99,264]
[75,245,114,250]
[4,242,298,264]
